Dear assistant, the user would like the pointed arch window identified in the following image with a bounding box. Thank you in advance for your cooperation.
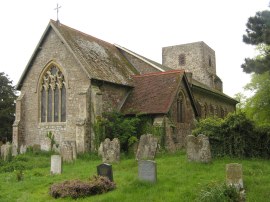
[40,65,66,122]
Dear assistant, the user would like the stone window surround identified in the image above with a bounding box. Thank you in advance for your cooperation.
[39,62,67,123]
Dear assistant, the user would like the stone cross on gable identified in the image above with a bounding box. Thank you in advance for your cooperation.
[54,3,61,23]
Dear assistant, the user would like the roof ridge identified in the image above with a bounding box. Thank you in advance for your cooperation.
[50,19,114,47]
[133,69,185,78]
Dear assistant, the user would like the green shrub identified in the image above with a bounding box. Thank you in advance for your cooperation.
[193,112,270,158]
[196,183,242,202]
[49,176,116,199]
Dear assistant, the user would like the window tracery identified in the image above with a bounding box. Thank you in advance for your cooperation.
[40,65,66,122]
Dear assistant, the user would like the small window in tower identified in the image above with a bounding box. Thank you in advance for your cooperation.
[179,54,186,66]
[209,56,212,67]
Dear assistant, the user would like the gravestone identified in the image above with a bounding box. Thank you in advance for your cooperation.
[98,138,120,163]
[97,163,113,181]
[136,134,158,160]
[226,163,244,190]
[20,145,27,154]
[1,142,12,161]
[186,134,211,163]
[51,155,62,174]
[138,160,157,183]
[60,141,74,163]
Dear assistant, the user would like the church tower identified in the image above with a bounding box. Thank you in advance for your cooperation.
[162,41,223,92]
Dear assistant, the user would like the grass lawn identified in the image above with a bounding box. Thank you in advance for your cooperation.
[0,151,269,202]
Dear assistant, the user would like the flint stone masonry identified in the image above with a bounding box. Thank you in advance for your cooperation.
[51,155,62,174]
[98,138,120,163]
[186,134,211,163]
[136,134,158,160]
[226,163,244,190]
[97,163,113,181]
[138,160,157,183]
[60,141,76,163]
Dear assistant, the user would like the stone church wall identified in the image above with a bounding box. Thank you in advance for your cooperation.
[16,29,91,152]
[193,88,236,118]
[167,81,196,149]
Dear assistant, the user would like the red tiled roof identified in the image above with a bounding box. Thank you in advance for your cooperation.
[121,70,185,115]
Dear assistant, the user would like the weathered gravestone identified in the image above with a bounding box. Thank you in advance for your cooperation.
[1,142,12,161]
[97,163,113,181]
[226,163,244,190]
[98,138,120,163]
[60,141,75,163]
[19,145,27,154]
[136,134,158,160]
[51,155,62,174]
[138,160,157,183]
[186,134,211,163]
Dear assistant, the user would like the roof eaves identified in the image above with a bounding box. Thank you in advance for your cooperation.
[114,44,165,72]
[192,83,238,104]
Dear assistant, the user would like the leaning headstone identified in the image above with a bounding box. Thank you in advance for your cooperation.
[138,160,157,183]
[97,163,113,181]
[98,138,120,163]
[226,163,244,190]
[136,134,158,160]
[60,142,74,163]
[51,155,62,174]
[186,134,211,163]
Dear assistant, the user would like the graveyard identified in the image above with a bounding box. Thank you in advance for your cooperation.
[0,150,269,201]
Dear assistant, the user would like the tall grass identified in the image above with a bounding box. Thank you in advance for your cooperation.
[0,151,269,201]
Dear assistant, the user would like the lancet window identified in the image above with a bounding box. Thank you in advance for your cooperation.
[40,65,66,122]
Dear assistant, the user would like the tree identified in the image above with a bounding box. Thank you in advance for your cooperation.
[244,71,270,126]
[242,10,270,73]
[0,72,17,141]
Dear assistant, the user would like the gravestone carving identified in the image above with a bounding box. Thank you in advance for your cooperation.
[97,163,113,181]
[226,163,244,190]
[186,134,211,163]
[98,138,120,163]
[51,155,62,174]
[136,134,158,160]
[138,160,157,183]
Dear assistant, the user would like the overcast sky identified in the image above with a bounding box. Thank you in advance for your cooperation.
[0,0,269,97]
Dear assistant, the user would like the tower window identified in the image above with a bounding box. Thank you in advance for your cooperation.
[209,56,212,67]
[179,54,186,66]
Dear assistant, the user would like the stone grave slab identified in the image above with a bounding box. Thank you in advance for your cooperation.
[136,134,158,160]
[138,160,157,183]
[226,163,244,190]
[51,155,62,174]
[97,163,113,181]
[98,138,120,163]
[186,134,211,163]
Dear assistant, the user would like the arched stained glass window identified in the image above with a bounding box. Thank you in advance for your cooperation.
[40,65,66,122]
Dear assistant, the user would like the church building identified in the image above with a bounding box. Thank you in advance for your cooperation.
[12,20,237,153]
